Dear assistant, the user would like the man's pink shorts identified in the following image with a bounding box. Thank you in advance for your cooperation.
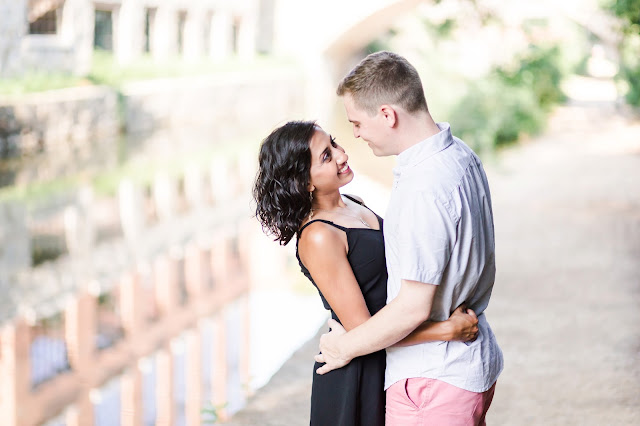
[386,377,496,426]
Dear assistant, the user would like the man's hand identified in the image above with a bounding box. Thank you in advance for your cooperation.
[314,319,351,375]
[448,304,479,342]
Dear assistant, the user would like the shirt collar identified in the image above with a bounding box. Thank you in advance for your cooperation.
[394,122,453,177]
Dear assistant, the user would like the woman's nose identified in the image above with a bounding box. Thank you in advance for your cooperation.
[337,149,348,163]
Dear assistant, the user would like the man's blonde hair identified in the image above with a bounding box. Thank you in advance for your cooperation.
[336,51,428,116]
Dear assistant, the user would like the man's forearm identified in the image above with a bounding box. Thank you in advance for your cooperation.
[394,320,452,347]
[341,279,436,358]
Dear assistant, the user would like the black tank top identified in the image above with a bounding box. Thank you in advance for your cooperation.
[295,196,388,321]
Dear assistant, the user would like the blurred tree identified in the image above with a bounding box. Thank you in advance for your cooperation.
[608,0,640,105]
[450,44,565,153]
[610,0,640,32]
[496,45,567,112]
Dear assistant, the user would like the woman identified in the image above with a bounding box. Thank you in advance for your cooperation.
[253,121,478,425]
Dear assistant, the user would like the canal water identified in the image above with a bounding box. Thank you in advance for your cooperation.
[2,99,397,424]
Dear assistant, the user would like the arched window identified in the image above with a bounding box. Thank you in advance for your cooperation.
[28,0,64,35]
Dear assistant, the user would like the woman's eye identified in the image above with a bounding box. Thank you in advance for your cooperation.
[330,137,337,147]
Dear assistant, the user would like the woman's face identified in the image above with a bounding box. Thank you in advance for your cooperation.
[307,126,353,194]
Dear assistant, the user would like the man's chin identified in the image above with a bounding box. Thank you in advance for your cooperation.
[368,145,384,157]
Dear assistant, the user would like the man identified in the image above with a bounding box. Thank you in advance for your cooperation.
[315,51,503,425]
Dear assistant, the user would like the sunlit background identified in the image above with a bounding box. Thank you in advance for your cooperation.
[1,0,639,425]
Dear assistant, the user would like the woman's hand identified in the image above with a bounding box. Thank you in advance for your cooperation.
[447,304,479,342]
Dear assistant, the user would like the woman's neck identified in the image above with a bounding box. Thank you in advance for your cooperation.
[312,191,346,211]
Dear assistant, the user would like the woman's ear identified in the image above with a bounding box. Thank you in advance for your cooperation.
[380,105,397,128]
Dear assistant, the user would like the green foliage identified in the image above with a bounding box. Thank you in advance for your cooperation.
[87,50,291,87]
[621,61,640,105]
[420,16,458,42]
[364,29,397,54]
[608,0,640,106]
[435,19,457,38]
[0,175,78,205]
[201,402,226,424]
[495,45,567,111]
[0,71,86,96]
[618,37,640,106]
[422,18,457,39]
[573,53,591,76]
[449,79,544,153]
[450,45,565,152]
[609,0,640,32]
[87,50,190,87]
[0,51,292,95]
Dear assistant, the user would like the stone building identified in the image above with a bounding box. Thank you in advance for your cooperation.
[0,0,264,77]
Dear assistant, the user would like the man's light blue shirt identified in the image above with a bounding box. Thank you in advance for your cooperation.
[383,122,503,392]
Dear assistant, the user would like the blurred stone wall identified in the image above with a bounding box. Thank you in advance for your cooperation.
[122,68,303,135]
[0,86,120,159]
[0,68,304,186]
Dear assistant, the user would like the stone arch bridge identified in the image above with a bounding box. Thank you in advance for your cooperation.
[269,0,618,122]
[271,0,427,121]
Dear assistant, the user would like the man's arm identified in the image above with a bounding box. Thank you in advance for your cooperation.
[315,279,436,374]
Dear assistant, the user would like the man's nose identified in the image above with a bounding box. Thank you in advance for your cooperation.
[352,126,360,138]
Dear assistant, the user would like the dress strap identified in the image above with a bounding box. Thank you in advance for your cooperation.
[343,193,378,216]
[298,219,347,237]
[343,194,363,205]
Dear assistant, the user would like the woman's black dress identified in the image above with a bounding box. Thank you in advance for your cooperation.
[296,199,387,426]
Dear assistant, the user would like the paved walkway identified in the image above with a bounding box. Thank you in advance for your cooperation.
[225,77,640,425]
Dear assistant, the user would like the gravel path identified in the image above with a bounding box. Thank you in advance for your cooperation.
[225,78,640,425]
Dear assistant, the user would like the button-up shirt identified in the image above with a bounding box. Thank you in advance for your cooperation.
[383,122,503,392]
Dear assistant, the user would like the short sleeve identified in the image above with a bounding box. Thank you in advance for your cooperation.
[396,192,458,285]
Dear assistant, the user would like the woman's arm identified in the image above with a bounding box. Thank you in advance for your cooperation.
[393,304,479,347]
[298,222,372,331]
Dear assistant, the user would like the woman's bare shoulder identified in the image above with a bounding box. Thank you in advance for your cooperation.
[299,221,342,249]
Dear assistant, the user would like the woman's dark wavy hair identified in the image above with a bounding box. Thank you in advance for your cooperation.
[253,120,317,245]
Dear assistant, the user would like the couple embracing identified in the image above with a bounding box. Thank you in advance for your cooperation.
[253,51,503,425]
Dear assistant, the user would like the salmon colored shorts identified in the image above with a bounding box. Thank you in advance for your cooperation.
[386,378,496,426]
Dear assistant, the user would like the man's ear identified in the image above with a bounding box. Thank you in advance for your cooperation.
[380,105,397,128]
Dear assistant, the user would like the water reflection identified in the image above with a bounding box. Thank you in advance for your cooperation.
[0,123,266,425]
